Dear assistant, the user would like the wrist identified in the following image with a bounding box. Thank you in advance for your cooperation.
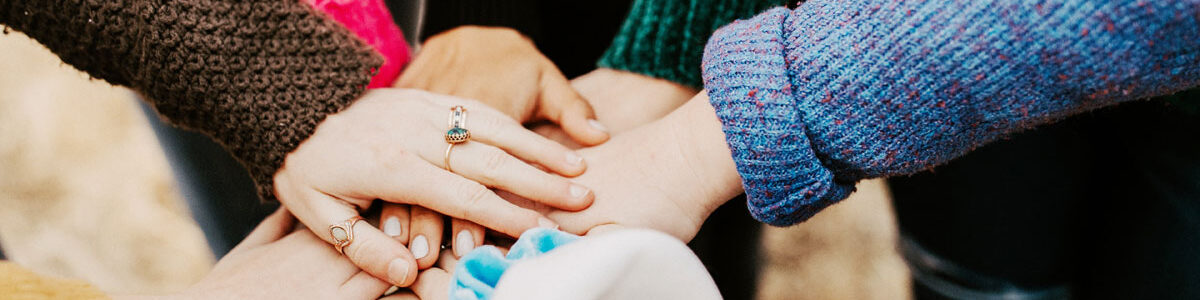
[660,92,743,212]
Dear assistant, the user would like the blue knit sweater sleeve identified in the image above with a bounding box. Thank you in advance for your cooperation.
[701,0,1200,226]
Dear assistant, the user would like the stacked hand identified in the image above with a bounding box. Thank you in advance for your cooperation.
[266,24,742,299]
[274,88,593,287]
[371,26,612,275]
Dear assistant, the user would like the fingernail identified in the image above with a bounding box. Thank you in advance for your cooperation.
[588,119,608,133]
[384,286,400,296]
[387,258,410,285]
[410,235,430,259]
[383,216,402,237]
[454,230,475,257]
[566,152,583,166]
[570,183,591,199]
[538,216,559,229]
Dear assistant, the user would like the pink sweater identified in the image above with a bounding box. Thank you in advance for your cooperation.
[306,0,410,88]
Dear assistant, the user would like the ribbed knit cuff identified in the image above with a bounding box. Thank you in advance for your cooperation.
[598,0,784,89]
[701,8,854,226]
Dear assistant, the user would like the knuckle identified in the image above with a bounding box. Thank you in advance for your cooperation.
[457,183,493,220]
[479,150,509,182]
[374,146,411,172]
[345,235,382,263]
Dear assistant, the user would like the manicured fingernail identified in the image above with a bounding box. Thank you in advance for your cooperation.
[566,152,583,166]
[570,183,591,199]
[387,258,410,285]
[588,119,608,133]
[538,217,559,229]
[384,286,400,296]
[383,216,402,237]
[454,230,474,257]
[410,235,429,259]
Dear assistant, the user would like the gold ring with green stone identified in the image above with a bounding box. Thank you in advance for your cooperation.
[445,105,470,144]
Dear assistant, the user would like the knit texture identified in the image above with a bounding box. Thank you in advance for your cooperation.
[598,0,783,88]
[307,0,410,88]
[0,0,383,202]
[702,1,1200,226]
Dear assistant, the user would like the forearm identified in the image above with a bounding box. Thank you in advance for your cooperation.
[661,93,743,211]
[0,0,382,201]
[703,0,1200,225]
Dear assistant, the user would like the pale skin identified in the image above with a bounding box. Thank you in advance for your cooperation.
[116,22,730,300]
[273,88,594,287]
[115,209,463,300]
[116,209,392,300]
[380,26,613,270]
[276,26,733,295]
[517,92,746,241]
[388,69,731,295]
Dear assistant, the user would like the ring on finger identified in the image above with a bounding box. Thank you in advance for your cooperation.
[329,216,365,255]
[444,105,470,172]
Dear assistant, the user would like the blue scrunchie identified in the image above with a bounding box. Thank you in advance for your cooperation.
[449,228,581,300]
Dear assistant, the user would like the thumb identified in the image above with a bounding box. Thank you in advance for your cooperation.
[537,71,610,146]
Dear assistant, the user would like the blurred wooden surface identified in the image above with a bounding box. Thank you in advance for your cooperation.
[0,31,908,299]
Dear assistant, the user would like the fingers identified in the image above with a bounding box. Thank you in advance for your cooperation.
[380,291,420,300]
[451,218,486,258]
[378,268,454,300]
[436,249,459,270]
[537,69,609,146]
[411,268,453,300]
[466,107,589,177]
[228,208,294,254]
[443,142,593,211]
[380,204,411,244]
[408,206,443,269]
[340,271,392,300]
[370,158,553,237]
[291,188,418,287]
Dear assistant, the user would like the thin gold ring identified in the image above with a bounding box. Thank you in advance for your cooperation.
[444,143,456,172]
[329,216,364,255]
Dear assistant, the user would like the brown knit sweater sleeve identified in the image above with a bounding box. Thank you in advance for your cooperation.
[0,0,383,201]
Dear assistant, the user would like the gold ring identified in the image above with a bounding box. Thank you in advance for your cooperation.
[444,143,456,172]
[329,216,364,255]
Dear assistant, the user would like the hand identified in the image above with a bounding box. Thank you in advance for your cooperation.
[540,94,743,241]
[570,68,699,134]
[533,68,699,148]
[397,26,608,146]
[131,209,392,300]
[274,88,592,287]
[377,204,489,270]
[380,249,462,300]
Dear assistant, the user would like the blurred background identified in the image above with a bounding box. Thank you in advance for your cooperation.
[0,30,910,299]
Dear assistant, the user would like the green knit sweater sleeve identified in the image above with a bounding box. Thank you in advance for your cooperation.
[597,0,783,88]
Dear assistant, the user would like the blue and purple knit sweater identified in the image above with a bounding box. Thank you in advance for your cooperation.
[702,0,1200,226]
